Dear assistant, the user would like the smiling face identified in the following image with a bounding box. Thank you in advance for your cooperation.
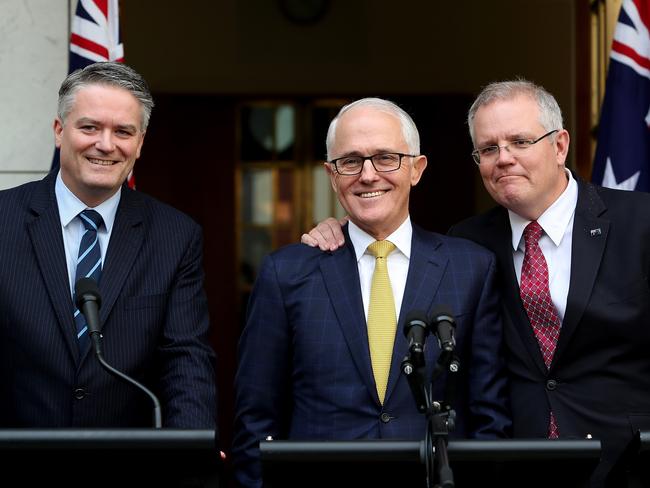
[54,83,145,207]
[325,106,427,240]
[472,94,570,220]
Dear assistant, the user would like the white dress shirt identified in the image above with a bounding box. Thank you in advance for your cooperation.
[55,171,121,295]
[348,217,412,322]
[508,169,578,322]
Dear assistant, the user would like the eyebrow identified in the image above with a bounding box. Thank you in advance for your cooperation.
[75,117,138,133]
[478,133,534,146]
[338,148,400,157]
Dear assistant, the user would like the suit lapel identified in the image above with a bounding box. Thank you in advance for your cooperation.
[487,209,548,375]
[385,227,448,403]
[554,182,608,362]
[98,188,145,328]
[319,227,377,402]
[27,174,78,363]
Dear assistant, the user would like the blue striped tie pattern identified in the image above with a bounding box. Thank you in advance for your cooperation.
[73,209,103,353]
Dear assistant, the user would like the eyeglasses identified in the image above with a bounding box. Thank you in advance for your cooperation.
[328,152,417,175]
[471,130,559,165]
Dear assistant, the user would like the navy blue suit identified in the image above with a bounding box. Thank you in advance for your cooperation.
[233,224,510,487]
[0,173,217,429]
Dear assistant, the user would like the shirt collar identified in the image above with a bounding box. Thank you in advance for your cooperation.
[55,170,121,233]
[348,216,412,262]
[508,168,578,250]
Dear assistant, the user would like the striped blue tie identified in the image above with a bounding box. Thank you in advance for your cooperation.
[73,209,103,353]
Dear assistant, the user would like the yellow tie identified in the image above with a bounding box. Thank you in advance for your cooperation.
[367,240,397,404]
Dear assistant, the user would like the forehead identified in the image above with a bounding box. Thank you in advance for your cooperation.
[332,107,405,153]
[473,95,542,141]
[68,84,141,122]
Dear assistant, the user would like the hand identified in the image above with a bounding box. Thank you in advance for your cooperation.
[301,216,348,251]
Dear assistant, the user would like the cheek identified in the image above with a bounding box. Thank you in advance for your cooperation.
[478,166,493,185]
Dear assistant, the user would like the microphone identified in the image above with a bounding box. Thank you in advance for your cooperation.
[75,278,162,428]
[402,310,430,368]
[75,278,103,354]
[430,305,456,353]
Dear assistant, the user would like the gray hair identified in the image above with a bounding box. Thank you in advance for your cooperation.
[57,61,154,131]
[467,79,564,145]
[325,97,420,160]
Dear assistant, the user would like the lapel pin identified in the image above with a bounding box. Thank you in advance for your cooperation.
[589,228,602,237]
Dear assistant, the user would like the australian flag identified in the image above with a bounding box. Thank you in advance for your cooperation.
[592,0,650,192]
[53,0,134,188]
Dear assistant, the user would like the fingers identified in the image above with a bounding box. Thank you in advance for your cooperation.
[301,217,346,251]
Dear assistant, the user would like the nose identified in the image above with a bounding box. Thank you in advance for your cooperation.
[95,129,116,153]
[495,143,516,166]
[358,158,379,181]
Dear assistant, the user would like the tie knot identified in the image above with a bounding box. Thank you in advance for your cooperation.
[79,209,103,232]
[367,240,396,259]
[523,220,544,246]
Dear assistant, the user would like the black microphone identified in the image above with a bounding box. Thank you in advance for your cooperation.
[75,278,103,354]
[75,278,162,428]
[430,305,456,353]
[403,310,430,368]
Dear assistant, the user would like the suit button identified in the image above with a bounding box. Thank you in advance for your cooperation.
[74,388,87,400]
[546,379,557,391]
[380,413,392,423]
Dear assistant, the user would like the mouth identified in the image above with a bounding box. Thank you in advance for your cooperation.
[357,190,387,198]
[496,174,522,182]
[86,157,119,166]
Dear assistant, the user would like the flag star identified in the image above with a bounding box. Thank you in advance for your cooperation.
[601,157,641,191]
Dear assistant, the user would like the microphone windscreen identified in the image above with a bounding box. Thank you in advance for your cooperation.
[403,309,428,337]
[430,305,455,324]
[74,277,101,309]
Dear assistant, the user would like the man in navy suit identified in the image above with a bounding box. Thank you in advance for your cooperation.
[0,62,217,429]
[233,98,511,487]
[304,81,650,486]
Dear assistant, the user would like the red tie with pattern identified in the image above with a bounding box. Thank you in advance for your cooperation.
[519,220,560,439]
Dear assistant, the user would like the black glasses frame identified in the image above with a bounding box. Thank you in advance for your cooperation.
[328,152,417,175]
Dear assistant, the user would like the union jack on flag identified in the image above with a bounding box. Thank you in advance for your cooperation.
[592,0,650,192]
[54,0,135,188]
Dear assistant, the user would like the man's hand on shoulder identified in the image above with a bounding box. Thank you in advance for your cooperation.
[301,217,348,251]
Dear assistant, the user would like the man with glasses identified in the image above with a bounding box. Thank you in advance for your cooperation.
[233,97,511,488]
[303,81,650,485]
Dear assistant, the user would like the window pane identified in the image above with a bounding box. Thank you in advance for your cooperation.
[312,165,331,224]
[276,105,295,160]
[241,106,274,161]
[242,168,273,225]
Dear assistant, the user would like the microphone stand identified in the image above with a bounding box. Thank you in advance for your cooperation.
[89,330,163,429]
[402,344,460,488]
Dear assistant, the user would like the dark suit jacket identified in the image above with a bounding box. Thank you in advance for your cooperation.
[233,224,511,487]
[0,173,217,429]
[449,179,650,449]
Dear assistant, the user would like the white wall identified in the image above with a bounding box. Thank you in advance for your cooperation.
[0,0,69,189]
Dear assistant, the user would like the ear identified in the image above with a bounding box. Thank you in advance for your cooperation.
[53,118,64,148]
[325,162,338,193]
[410,155,428,186]
[555,129,570,166]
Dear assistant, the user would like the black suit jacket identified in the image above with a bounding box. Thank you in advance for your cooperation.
[0,173,217,428]
[449,179,650,447]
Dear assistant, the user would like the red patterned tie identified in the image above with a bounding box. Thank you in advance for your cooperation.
[519,221,560,439]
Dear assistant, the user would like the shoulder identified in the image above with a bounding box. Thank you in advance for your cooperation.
[413,224,495,261]
[0,176,52,221]
[267,242,330,270]
[577,180,650,223]
[123,188,201,234]
[448,206,504,239]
